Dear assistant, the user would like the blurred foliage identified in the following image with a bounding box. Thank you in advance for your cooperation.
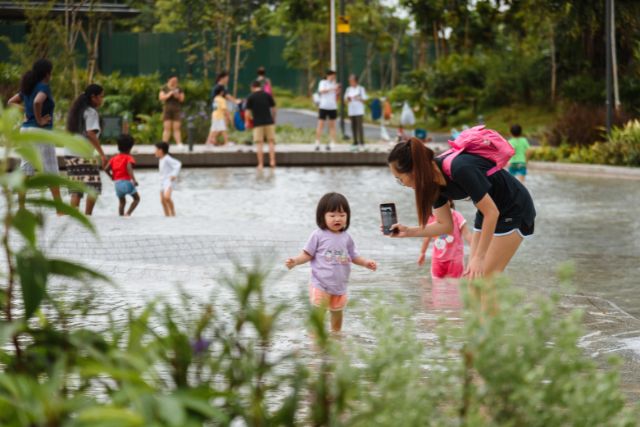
[1,103,639,424]
[532,119,640,166]
[545,104,633,147]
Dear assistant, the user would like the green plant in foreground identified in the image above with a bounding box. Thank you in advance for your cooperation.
[0,104,637,426]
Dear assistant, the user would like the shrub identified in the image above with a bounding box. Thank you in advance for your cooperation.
[591,119,640,166]
[531,120,640,166]
[545,104,634,147]
[0,62,21,102]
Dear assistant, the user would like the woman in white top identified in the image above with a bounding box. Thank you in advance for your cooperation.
[344,74,368,148]
[65,84,106,215]
[315,69,340,151]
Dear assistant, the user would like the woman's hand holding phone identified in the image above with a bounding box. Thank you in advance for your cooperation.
[389,223,409,237]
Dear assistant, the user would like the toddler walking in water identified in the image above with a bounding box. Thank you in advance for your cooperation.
[286,193,377,332]
[417,201,471,279]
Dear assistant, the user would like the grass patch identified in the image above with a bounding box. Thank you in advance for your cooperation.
[224,124,317,145]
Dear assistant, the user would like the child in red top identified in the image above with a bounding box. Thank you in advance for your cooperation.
[417,201,471,278]
[105,135,140,216]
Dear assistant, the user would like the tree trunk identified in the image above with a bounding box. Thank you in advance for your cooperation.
[215,22,223,72]
[432,24,440,61]
[390,38,399,87]
[359,42,374,87]
[550,24,557,104]
[417,33,427,68]
[611,0,620,112]
[232,33,241,98]
[464,13,470,53]
[379,55,385,91]
[202,30,209,80]
[225,28,232,72]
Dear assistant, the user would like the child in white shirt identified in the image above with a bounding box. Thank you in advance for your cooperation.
[154,142,182,217]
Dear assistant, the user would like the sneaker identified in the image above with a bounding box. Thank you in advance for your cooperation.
[350,144,358,152]
[329,141,335,151]
[314,141,320,151]
[325,144,331,152]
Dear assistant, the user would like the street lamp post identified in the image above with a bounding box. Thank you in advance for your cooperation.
[339,0,346,139]
[605,0,613,135]
[330,0,336,70]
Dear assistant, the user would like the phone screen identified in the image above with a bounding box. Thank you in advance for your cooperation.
[380,203,398,235]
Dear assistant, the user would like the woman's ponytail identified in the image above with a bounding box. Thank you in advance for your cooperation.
[66,84,103,133]
[388,137,440,227]
[19,59,53,96]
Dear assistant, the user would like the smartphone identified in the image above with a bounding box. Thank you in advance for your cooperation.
[380,203,398,235]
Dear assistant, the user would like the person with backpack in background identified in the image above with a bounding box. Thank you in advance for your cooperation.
[315,70,340,151]
[256,66,273,96]
[344,74,367,150]
[386,127,535,280]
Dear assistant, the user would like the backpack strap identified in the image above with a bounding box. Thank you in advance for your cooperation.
[438,148,463,179]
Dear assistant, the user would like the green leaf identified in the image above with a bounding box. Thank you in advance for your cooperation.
[157,395,186,426]
[177,394,229,422]
[25,198,95,233]
[0,322,20,347]
[26,173,96,197]
[0,169,26,191]
[12,129,95,158]
[74,406,145,426]
[16,248,49,319]
[48,259,111,283]
[11,208,41,247]
[13,145,42,172]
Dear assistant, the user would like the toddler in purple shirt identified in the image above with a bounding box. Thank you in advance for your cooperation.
[286,192,377,332]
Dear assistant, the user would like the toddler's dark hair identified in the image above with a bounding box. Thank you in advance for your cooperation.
[510,124,522,137]
[117,134,135,153]
[212,85,225,98]
[316,192,350,231]
[155,142,169,155]
[251,80,262,88]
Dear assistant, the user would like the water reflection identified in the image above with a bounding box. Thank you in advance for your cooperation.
[421,277,463,311]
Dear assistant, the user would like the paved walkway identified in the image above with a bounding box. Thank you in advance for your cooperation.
[278,108,451,143]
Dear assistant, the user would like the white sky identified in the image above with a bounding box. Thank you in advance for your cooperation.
[380,0,410,19]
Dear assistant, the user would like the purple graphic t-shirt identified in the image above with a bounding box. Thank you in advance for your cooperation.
[303,229,359,295]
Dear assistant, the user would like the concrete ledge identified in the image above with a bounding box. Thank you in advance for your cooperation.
[529,161,640,180]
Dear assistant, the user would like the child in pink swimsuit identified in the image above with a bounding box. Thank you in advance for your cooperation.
[417,201,471,278]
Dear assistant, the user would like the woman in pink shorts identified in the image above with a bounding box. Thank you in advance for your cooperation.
[286,193,377,332]
[417,201,472,279]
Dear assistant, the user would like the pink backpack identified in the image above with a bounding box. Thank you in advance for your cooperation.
[438,125,514,178]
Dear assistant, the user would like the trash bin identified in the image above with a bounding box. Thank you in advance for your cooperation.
[101,115,123,140]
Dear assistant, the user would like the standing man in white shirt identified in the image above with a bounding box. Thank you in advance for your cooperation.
[344,74,368,150]
[315,70,340,151]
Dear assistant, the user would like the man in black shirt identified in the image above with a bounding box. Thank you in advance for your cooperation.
[245,80,277,169]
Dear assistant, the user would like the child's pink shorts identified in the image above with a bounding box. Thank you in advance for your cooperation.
[431,260,464,279]
[309,285,347,312]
